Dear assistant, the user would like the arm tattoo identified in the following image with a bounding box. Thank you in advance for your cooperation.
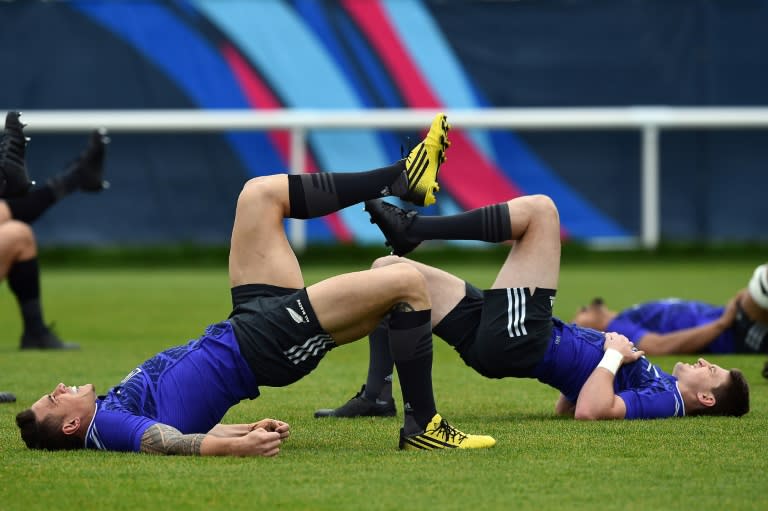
[140,423,205,456]
[392,302,415,313]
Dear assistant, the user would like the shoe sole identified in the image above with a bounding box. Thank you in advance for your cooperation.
[399,435,496,450]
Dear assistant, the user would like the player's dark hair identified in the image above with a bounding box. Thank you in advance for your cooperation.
[15,408,83,451]
[696,369,750,417]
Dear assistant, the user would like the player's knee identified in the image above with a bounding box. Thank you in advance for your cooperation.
[238,175,285,211]
[529,194,558,217]
[3,220,36,249]
[370,255,401,271]
[519,194,559,225]
[387,263,429,306]
[0,221,36,263]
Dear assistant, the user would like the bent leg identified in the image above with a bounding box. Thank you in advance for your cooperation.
[366,194,559,291]
[308,263,443,429]
[229,175,303,289]
[492,195,561,291]
[0,220,36,277]
[312,256,466,412]
[228,155,431,288]
[306,263,430,344]
[371,255,466,327]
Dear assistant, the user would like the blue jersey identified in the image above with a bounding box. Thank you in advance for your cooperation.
[85,321,258,452]
[606,299,734,353]
[530,320,685,419]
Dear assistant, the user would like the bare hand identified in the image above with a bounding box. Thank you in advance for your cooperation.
[238,428,285,457]
[251,418,291,440]
[718,295,739,328]
[603,332,645,364]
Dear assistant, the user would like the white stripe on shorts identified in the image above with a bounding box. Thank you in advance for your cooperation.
[284,334,335,365]
[746,322,767,351]
[506,287,528,338]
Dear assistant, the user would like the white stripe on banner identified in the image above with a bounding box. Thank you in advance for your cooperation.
[285,334,335,365]
[506,288,528,338]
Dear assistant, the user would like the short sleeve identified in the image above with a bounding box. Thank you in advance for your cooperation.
[607,316,649,345]
[87,408,157,452]
[618,386,684,419]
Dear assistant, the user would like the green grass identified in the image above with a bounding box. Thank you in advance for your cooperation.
[1,255,767,511]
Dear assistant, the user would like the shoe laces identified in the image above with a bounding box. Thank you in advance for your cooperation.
[383,200,417,220]
[397,207,418,223]
[381,202,418,233]
[429,418,468,445]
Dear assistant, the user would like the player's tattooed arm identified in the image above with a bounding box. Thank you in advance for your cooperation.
[140,422,286,457]
[140,423,205,455]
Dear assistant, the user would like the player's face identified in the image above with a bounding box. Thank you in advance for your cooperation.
[30,383,97,421]
[572,302,604,329]
[672,358,730,390]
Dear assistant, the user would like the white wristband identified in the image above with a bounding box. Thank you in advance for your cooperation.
[597,348,623,375]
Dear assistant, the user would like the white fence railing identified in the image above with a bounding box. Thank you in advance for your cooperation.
[18,107,768,250]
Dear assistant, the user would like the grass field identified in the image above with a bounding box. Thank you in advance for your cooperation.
[1,254,767,511]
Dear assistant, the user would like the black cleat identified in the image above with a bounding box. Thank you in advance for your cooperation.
[48,128,110,199]
[20,326,80,351]
[0,392,16,403]
[0,111,33,198]
[314,385,396,418]
[364,199,421,257]
[69,128,110,192]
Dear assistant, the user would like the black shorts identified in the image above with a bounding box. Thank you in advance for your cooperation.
[228,284,336,387]
[732,304,768,353]
[434,282,555,378]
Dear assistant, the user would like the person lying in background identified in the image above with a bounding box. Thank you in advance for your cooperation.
[571,264,768,356]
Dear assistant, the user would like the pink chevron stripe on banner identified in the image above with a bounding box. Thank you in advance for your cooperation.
[342,0,524,210]
[221,43,352,241]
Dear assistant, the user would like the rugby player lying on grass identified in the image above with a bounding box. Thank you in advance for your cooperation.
[16,114,499,456]
[315,196,750,421]
[570,263,768,356]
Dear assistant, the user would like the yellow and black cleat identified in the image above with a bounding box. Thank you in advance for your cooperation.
[401,113,451,207]
[399,413,496,450]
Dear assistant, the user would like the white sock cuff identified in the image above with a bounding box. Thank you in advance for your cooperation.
[748,264,768,310]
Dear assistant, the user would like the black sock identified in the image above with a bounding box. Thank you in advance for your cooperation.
[364,322,396,401]
[409,203,512,243]
[388,309,435,430]
[47,165,82,200]
[4,186,57,224]
[287,162,405,219]
[7,259,47,334]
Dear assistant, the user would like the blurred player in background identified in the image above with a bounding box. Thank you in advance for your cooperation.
[315,196,750,420]
[571,270,768,356]
[1,112,109,353]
